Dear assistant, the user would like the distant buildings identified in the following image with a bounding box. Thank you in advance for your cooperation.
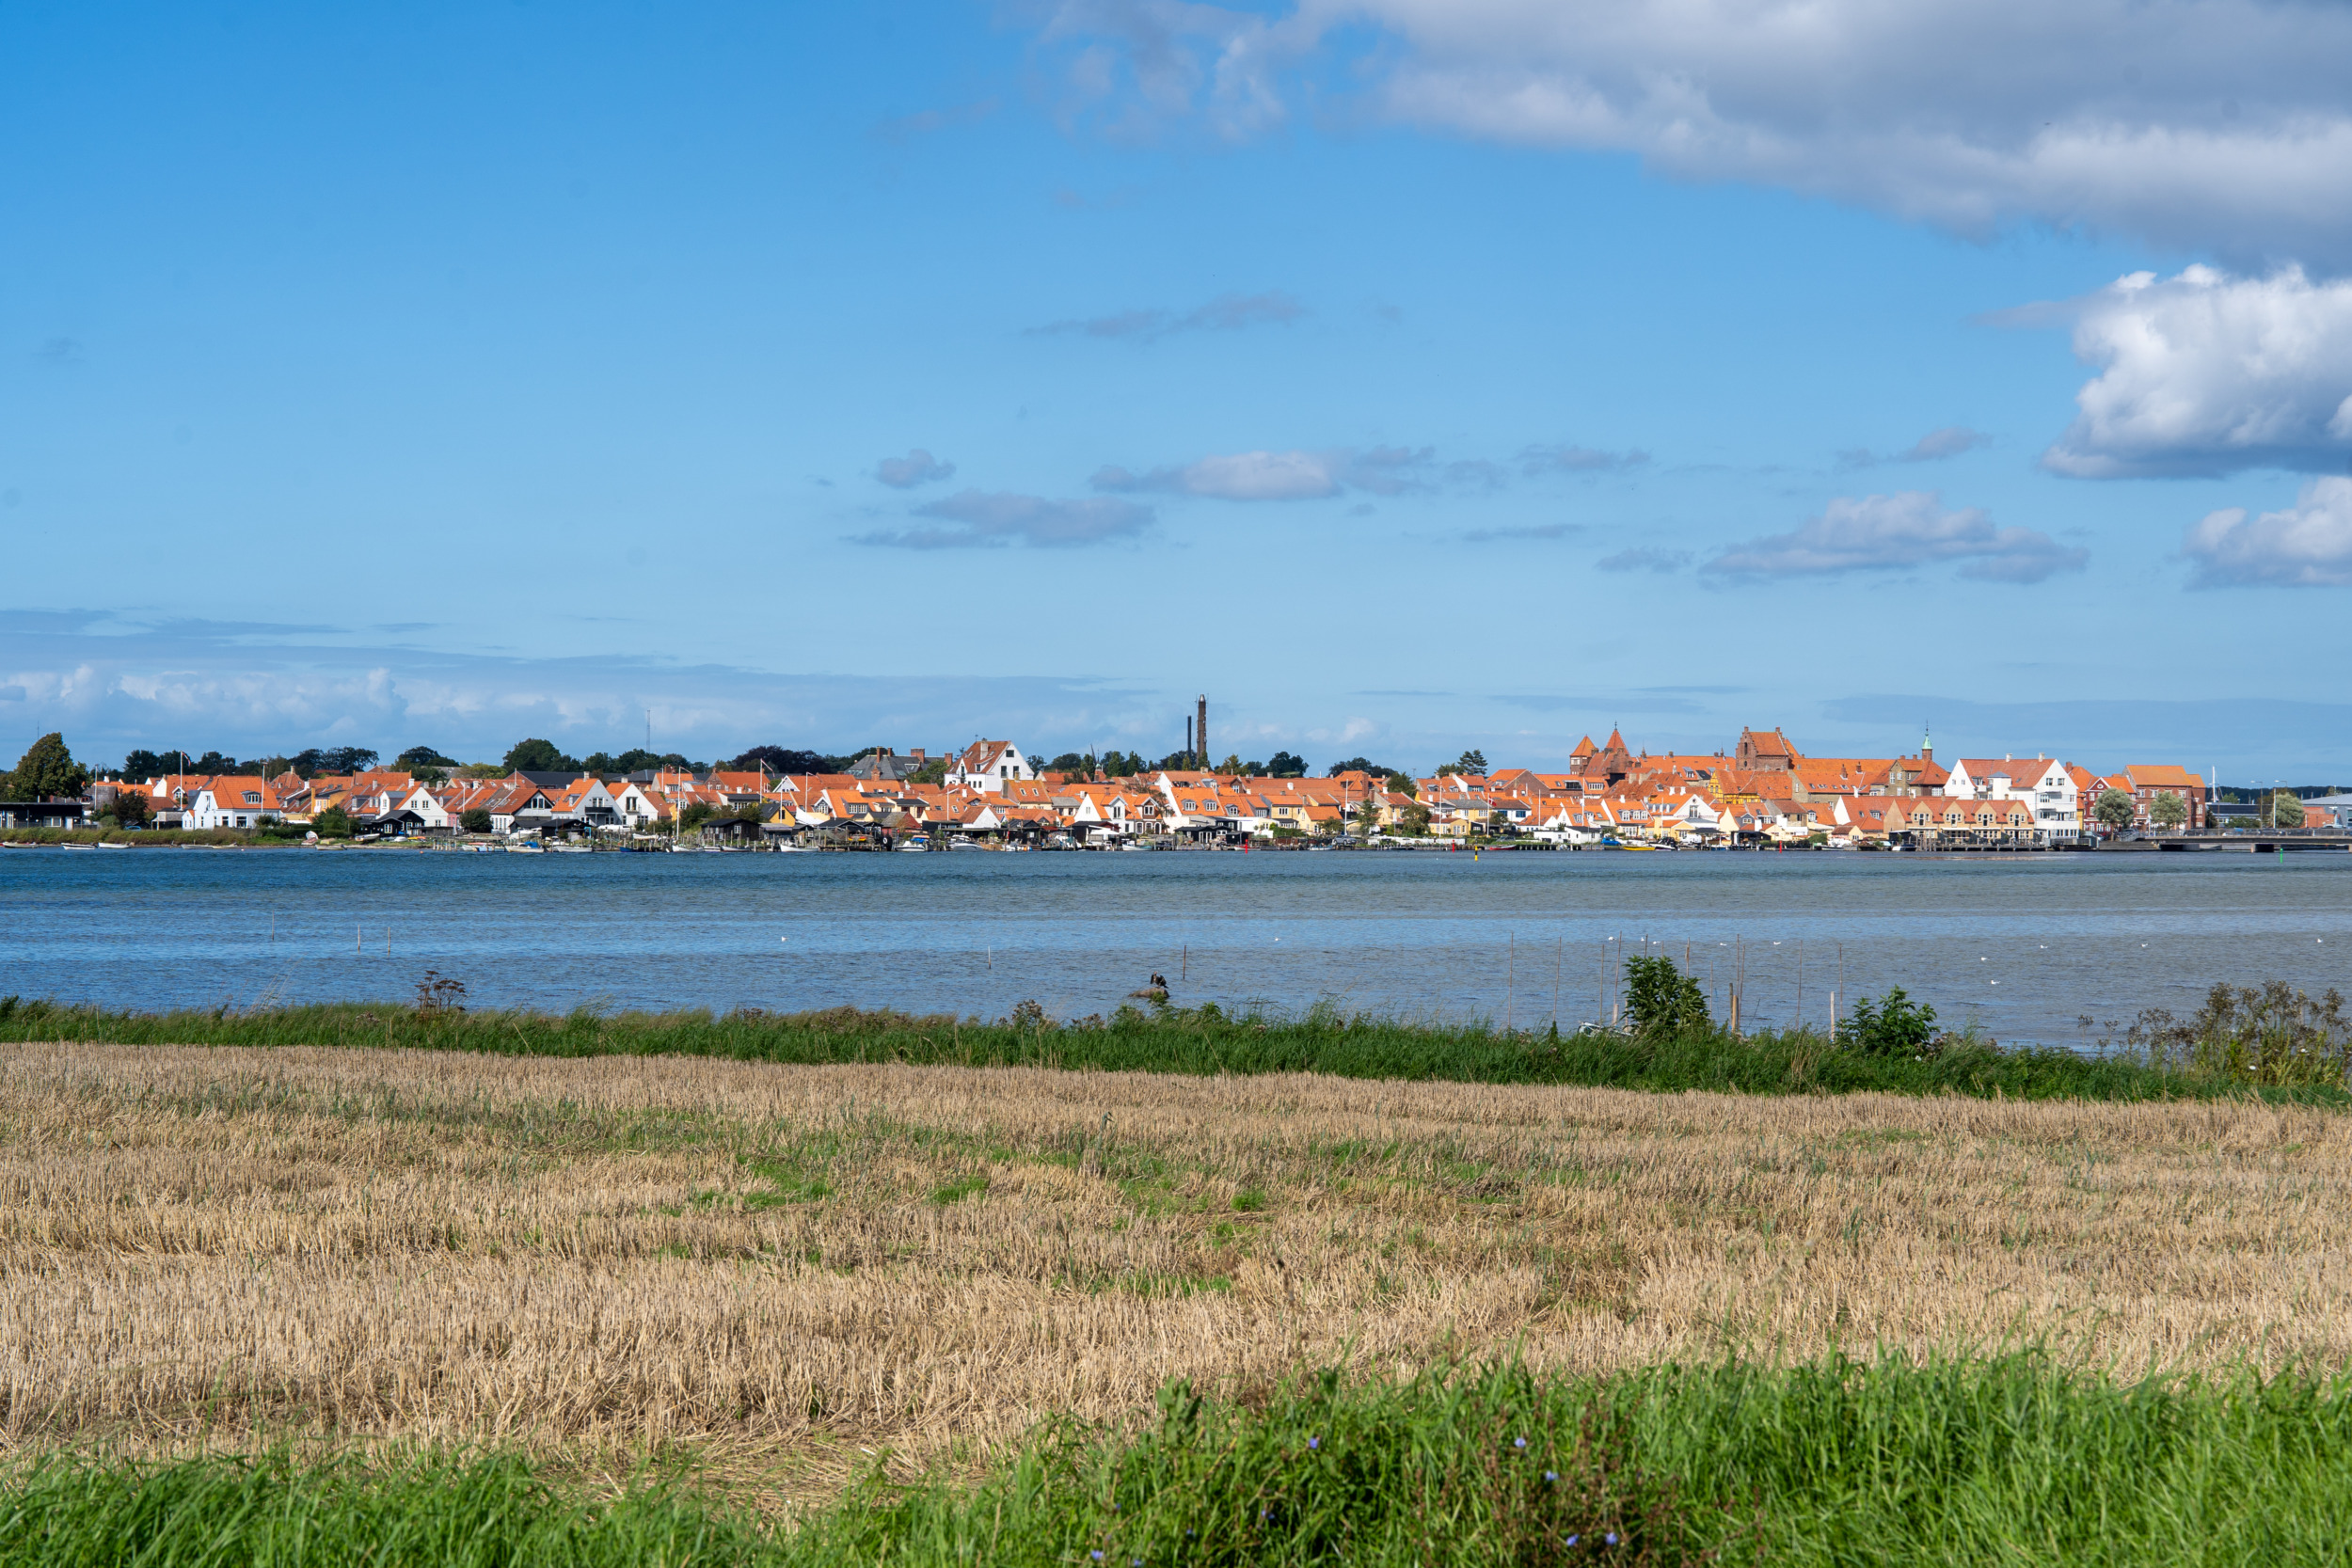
[56,724,2228,849]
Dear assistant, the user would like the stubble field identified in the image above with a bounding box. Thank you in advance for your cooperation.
[5,1038,2348,1499]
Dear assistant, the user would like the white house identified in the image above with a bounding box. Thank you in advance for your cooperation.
[185,777,284,831]
[395,784,453,832]
[609,780,663,828]
[946,739,1033,795]
[1944,755,2081,842]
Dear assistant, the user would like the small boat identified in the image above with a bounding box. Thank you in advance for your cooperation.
[547,843,593,853]
[898,837,931,851]
[98,841,132,849]
[60,843,97,851]
[508,842,546,854]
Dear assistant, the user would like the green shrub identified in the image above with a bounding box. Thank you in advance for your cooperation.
[2126,982,2350,1087]
[1842,987,1938,1057]
[1622,955,1708,1035]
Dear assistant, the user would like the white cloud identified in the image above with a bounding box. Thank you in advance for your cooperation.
[1518,442,1648,475]
[1032,1,2352,262]
[1027,290,1307,341]
[1093,444,1449,499]
[0,611,1165,764]
[873,449,957,488]
[1706,491,2086,583]
[1839,426,1992,468]
[2037,266,2352,478]
[1463,523,1578,543]
[855,489,1154,548]
[1596,546,1692,573]
[2184,476,2352,587]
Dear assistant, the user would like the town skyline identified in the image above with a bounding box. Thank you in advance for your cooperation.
[8,4,2352,777]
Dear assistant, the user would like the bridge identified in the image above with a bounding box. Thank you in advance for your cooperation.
[2098,832,2352,854]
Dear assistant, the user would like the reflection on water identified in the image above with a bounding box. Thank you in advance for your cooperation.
[4,847,2347,1046]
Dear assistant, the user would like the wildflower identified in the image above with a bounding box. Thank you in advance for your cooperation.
[1544,1470,1558,1482]
[1090,1554,1104,1562]
[1607,1533,1620,1545]
[1308,1437,1319,1450]
[1565,1534,1580,1546]
[1514,1436,1527,1449]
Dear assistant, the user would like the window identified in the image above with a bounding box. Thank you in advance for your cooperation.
[243,791,262,805]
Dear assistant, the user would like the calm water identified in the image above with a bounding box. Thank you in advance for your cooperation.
[3,847,2349,1044]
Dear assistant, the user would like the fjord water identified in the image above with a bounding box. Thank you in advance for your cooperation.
[3,847,2347,1045]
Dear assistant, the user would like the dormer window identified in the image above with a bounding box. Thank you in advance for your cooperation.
[242,792,262,805]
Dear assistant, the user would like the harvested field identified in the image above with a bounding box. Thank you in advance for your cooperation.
[3,1040,2347,1485]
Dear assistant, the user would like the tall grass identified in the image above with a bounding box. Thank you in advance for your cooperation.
[5,1356,2346,1565]
[0,993,2338,1103]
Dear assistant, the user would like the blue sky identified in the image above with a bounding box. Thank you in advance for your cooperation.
[7,1,2351,784]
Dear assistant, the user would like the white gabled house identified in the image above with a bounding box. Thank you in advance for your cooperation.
[609,780,663,828]
[185,777,285,831]
[1943,755,2081,842]
[946,739,1033,795]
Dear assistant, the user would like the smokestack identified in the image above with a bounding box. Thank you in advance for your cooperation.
[1197,694,1209,771]
[1185,715,1192,765]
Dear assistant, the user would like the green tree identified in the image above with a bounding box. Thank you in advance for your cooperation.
[1352,795,1382,837]
[1046,752,1089,775]
[503,738,580,773]
[1456,748,1488,774]
[1265,751,1308,778]
[908,757,948,784]
[459,807,493,835]
[1397,801,1432,837]
[313,805,355,839]
[2272,790,2305,828]
[2149,790,2189,831]
[120,749,170,781]
[1216,753,1246,775]
[396,746,458,769]
[2091,788,2137,832]
[5,733,88,800]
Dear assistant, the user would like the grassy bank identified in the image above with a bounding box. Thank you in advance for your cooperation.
[0,826,269,847]
[6,1355,2346,1566]
[0,992,2339,1103]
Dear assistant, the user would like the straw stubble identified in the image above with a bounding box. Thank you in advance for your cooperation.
[2,1041,2345,1480]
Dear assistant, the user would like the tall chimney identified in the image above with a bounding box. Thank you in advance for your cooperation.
[1197,694,1209,770]
[1184,715,1193,765]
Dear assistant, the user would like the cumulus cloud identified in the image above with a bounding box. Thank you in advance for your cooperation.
[1030,0,2352,263]
[1027,290,1306,341]
[1706,491,2087,583]
[1092,444,1455,499]
[2183,476,2352,587]
[1597,546,1692,573]
[852,489,1154,549]
[873,449,957,488]
[2035,266,2352,479]
[1519,442,1647,475]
